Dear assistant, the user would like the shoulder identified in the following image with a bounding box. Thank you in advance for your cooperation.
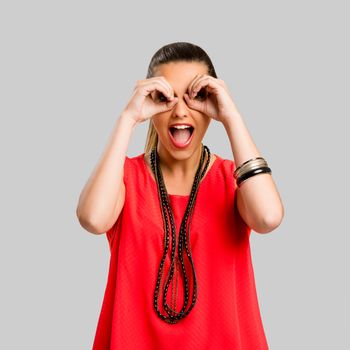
[125,153,144,162]
[216,155,237,173]
[124,153,145,168]
[122,153,145,181]
[214,155,238,191]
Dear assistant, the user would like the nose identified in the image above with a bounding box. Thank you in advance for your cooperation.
[172,94,190,118]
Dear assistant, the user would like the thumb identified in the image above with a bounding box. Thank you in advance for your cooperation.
[184,93,202,111]
[160,97,179,111]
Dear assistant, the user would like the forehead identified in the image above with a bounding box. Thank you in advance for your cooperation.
[153,61,208,90]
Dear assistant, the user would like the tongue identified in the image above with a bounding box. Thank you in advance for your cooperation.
[172,128,191,144]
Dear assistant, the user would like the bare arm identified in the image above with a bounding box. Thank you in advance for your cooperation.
[76,76,179,234]
[183,74,284,234]
[76,112,137,234]
[223,114,284,234]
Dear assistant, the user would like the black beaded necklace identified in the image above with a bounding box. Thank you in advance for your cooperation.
[150,143,211,324]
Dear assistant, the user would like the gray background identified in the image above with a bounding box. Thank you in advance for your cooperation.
[1,0,348,349]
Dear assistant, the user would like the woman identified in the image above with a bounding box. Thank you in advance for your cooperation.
[76,42,284,349]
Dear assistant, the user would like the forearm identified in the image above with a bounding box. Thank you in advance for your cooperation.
[223,113,284,232]
[76,112,137,230]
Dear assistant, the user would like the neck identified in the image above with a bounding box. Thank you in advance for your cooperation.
[156,143,204,179]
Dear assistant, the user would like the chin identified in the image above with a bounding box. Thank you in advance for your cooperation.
[161,138,204,161]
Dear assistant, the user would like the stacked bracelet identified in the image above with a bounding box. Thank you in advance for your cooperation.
[233,156,272,187]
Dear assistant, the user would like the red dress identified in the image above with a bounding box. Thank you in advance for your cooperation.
[92,152,269,349]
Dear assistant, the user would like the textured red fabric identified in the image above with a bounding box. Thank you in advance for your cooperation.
[92,152,269,349]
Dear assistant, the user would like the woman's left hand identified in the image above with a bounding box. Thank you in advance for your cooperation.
[184,74,240,124]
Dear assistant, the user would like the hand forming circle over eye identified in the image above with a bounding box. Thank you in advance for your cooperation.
[121,76,179,125]
[184,74,241,124]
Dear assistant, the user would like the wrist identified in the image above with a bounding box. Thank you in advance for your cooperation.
[222,112,240,129]
[120,110,139,129]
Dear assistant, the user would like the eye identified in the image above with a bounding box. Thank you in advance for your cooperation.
[195,88,209,101]
[154,91,168,102]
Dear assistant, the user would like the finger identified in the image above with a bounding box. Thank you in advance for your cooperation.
[146,76,174,100]
[138,78,173,101]
[151,76,174,100]
[191,77,221,98]
[188,74,203,97]
[191,76,223,95]
[191,76,210,97]
[156,97,179,112]
[141,80,174,101]
[183,93,205,112]
[159,76,175,99]
[190,74,216,97]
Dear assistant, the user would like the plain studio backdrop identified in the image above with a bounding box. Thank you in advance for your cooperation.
[0,1,348,349]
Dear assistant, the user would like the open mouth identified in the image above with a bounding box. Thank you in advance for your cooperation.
[168,126,195,148]
[169,126,194,137]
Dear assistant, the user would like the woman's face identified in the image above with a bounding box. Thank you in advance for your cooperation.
[151,61,212,159]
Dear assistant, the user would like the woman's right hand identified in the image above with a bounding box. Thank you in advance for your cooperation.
[121,77,179,125]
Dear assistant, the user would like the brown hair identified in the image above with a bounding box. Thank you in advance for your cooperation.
[144,42,218,155]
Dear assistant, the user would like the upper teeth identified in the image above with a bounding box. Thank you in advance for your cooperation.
[172,125,191,129]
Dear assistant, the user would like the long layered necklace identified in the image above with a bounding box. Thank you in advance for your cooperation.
[150,143,211,324]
